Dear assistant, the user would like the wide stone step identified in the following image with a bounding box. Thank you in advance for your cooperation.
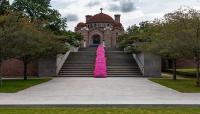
[59,73,93,76]
[107,66,138,68]
[70,52,96,54]
[62,67,93,69]
[79,48,97,51]
[105,48,123,51]
[108,69,140,71]
[61,66,93,68]
[60,70,93,74]
[63,63,94,67]
[107,70,140,72]
[107,63,136,65]
[107,75,142,77]
[57,75,93,77]
[65,62,95,64]
[58,47,142,77]
[107,72,141,75]
[107,62,136,64]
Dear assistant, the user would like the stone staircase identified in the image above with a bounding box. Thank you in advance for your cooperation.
[58,48,96,77]
[58,48,142,77]
[106,48,142,77]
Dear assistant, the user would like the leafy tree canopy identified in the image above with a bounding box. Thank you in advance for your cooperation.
[12,0,67,34]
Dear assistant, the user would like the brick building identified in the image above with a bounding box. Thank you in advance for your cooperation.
[75,10,124,47]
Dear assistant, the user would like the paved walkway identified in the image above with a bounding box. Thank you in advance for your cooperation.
[0,77,200,105]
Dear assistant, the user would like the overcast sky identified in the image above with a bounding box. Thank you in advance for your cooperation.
[9,0,200,31]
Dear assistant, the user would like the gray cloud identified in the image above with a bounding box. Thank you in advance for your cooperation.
[86,1,100,7]
[51,0,76,9]
[109,0,136,13]
[121,1,136,12]
[66,14,79,22]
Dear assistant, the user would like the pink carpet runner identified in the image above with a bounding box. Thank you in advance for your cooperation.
[94,45,107,78]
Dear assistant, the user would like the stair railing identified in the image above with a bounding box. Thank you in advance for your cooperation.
[56,47,80,75]
[56,51,71,75]
[133,54,144,76]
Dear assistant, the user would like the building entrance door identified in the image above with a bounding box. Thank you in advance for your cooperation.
[92,35,101,45]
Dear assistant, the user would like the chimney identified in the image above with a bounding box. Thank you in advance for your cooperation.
[86,15,92,23]
[114,14,121,23]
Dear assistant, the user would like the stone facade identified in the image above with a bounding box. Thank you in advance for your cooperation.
[75,11,124,47]
[38,57,56,77]
[133,53,161,77]
[1,59,38,77]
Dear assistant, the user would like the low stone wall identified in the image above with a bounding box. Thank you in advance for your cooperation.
[176,59,196,68]
[38,57,56,77]
[39,47,79,77]
[1,47,79,77]
[133,53,161,77]
[1,59,38,77]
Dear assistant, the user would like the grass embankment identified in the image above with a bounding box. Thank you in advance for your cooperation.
[0,107,200,114]
[151,68,200,93]
[0,79,51,93]
[150,78,200,93]
[166,68,199,77]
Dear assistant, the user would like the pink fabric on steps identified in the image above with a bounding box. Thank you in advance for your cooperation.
[94,45,107,78]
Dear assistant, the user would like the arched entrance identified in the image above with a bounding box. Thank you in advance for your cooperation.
[92,34,101,45]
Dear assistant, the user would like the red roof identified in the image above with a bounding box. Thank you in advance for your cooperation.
[112,22,122,27]
[77,22,86,28]
[87,13,114,23]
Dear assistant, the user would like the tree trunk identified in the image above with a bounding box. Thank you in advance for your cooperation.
[23,61,28,80]
[196,57,200,87]
[172,59,177,80]
[0,48,3,86]
[0,59,2,86]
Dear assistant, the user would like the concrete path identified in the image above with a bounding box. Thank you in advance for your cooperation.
[0,77,200,105]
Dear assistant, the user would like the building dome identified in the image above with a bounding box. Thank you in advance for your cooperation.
[87,13,114,23]
[76,22,86,28]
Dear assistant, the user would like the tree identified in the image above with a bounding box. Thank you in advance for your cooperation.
[12,0,67,34]
[43,9,67,34]
[164,8,200,85]
[0,0,9,15]
[58,31,83,47]
[139,8,200,83]
[117,21,154,53]
[12,0,50,21]
[0,13,68,80]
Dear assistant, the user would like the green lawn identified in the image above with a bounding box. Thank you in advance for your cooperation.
[0,107,200,114]
[0,79,51,93]
[150,78,200,93]
[167,68,199,77]
[176,68,198,74]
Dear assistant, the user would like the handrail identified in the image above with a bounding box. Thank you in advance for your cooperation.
[56,51,71,75]
[133,54,144,75]
[56,47,80,75]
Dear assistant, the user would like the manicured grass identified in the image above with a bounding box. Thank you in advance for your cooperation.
[0,107,200,114]
[0,79,51,93]
[150,78,200,93]
[176,68,198,74]
[166,68,199,77]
